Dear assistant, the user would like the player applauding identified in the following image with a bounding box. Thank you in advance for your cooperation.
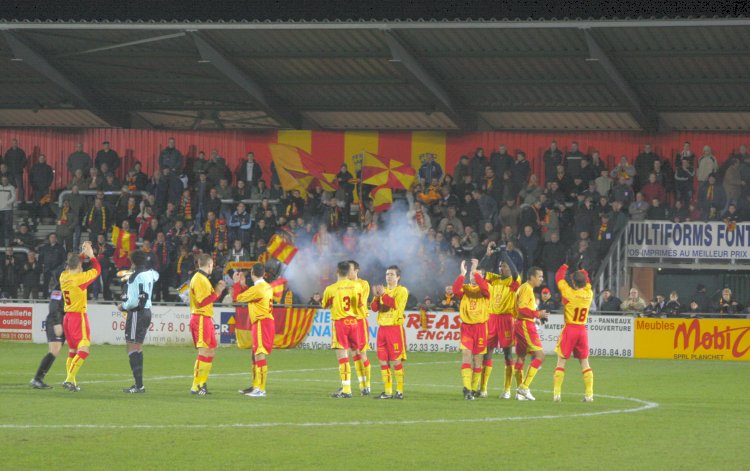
[553,263,595,402]
[60,241,101,392]
[514,267,549,401]
[371,265,409,400]
[453,259,490,400]
[348,260,372,396]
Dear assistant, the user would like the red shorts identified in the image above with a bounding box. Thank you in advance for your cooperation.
[63,312,90,350]
[487,314,514,349]
[377,325,406,361]
[331,317,361,350]
[355,318,369,352]
[514,319,543,356]
[460,322,488,355]
[190,314,217,349]
[555,324,589,359]
[252,318,275,356]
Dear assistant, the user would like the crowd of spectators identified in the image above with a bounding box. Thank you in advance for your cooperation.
[1,137,749,315]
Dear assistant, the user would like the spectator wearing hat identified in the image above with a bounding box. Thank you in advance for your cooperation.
[598,288,621,313]
[538,287,560,312]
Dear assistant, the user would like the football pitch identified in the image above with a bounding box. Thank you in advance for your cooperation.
[1,343,748,470]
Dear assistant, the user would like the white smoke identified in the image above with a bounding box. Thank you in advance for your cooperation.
[283,200,460,304]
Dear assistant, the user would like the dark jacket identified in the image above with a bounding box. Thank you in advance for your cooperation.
[236,159,263,184]
[95,149,121,174]
[4,146,28,173]
[30,163,54,194]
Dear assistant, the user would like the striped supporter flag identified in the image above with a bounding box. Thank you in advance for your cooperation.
[266,235,298,264]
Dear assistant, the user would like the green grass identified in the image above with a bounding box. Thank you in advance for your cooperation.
[1,343,749,470]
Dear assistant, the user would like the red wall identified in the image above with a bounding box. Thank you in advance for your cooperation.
[1,128,748,191]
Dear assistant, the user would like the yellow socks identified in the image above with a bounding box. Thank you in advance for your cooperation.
[471,367,482,391]
[480,360,493,393]
[514,361,524,388]
[521,358,543,389]
[192,355,213,390]
[64,351,88,384]
[461,363,472,390]
[364,359,371,389]
[256,359,268,391]
[353,355,365,389]
[504,361,514,392]
[394,364,404,394]
[553,367,565,397]
[381,365,393,395]
[338,358,351,394]
[583,368,594,398]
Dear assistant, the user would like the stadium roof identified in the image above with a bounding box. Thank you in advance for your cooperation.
[2,17,750,131]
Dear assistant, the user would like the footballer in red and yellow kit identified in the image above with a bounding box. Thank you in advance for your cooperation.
[348,260,373,395]
[60,246,101,391]
[553,264,595,402]
[235,263,275,397]
[484,266,521,398]
[188,255,225,395]
[453,260,490,399]
[513,266,549,400]
[371,265,408,399]
[323,261,364,397]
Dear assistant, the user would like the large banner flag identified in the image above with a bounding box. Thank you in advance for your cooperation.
[273,305,316,349]
[361,151,416,190]
[268,143,336,194]
[266,235,298,264]
[269,277,287,303]
[370,185,393,212]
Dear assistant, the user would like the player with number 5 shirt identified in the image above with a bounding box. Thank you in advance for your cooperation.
[553,263,595,402]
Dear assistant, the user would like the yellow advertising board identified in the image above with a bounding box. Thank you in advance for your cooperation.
[635,318,750,361]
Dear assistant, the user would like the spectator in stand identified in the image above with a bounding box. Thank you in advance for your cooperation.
[541,231,565,295]
[21,250,41,299]
[723,202,742,224]
[490,144,514,182]
[482,166,503,203]
[565,141,586,178]
[520,174,543,206]
[471,188,497,226]
[628,192,649,221]
[438,206,464,234]
[498,199,521,235]
[643,298,663,317]
[2,247,20,298]
[453,155,471,183]
[698,174,726,220]
[67,142,92,176]
[0,175,16,245]
[723,158,743,203]
[674,157,695,204]
[159,137,184,206]
[671,200,690,222]
[538,287,560,312]
[84,194,110,239]
[4,138,27,203]
[689,284,710,312]
[142,217,160,243]
[55,199,78,251]
[206,149,231,187]
[646,197,669,220]
[664,291,684,317]
[469,147,488,185]
[512,151,531,186]
[598,288,621,313]
[641,173,666,203]
[460,225,479,252]
[590,150,607,175]
[677,141,695,169]
[543,140,563,184]
[237,151,263,188]
[652,159,673,195]
[578,157,596,187]
[505,240,524,275]
[215,178,233,201]
[151,232,171,302]
[84,167,103,191]
[95,141,120,176]
[517,225,540,268]
[29,154,54,222]
[418,153,443,185]
[593,213,615,257]
[172,245,194,288]
[621,288,647,315]
[10,223,35,249]
[38,233,66,297]
[717,288,744,316]
[553,164,574,200]
[228,203,253,246]
[574,197,597,236]
[458,192,480,228]
[634,144,659,191]
[335,164,354,223]
[228,239,250,262]
[439,285,459,311]
[90,233,114,300]
[610,155,636,186]
[66,169,86,191]
[696,145,718,185]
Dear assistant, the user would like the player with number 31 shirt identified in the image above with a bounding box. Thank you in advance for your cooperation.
[553,263,595,403]
[323,261,364,398]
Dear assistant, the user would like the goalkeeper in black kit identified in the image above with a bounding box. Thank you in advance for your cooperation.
[30,271,65,389]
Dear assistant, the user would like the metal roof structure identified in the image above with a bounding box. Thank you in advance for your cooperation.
[1,18,750,131]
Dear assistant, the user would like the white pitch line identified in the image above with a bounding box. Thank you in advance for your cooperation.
[0,394,658,429]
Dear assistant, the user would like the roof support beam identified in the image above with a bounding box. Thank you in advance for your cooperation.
[2,30,130,127]
[382,29,476,130]
[187,30,303,129]
[582,28,659,132]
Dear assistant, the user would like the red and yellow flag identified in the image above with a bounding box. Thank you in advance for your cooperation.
[269,277,287,303]
[266,235,298,264]
[273,305,316,349]
[111,225,136,269]
[361,151,416,190]
[370,185,393,212]
[268,143,336,194]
